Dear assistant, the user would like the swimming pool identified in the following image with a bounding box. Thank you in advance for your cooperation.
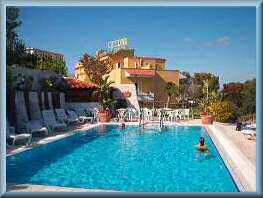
[7,124,239,192]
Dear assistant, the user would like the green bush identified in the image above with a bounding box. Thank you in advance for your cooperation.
[207,101,234,123]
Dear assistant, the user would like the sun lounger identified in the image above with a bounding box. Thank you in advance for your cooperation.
[42,110,67,132]
[241,124,256,139]
[67,110,84,124]
[26,120,49,136]
[74,108,94,123]
[7,122,31,146]
[55,108,78,125]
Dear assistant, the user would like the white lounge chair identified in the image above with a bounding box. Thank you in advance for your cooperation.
[26,120,49,136]
[42,110,67,132]
[55,108,78,124]
[67,110,84,124]
[74,108,94,123]
[241,124,256,139]
[7,122,31,146]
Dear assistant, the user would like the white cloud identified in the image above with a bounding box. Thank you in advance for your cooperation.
[200,36,231,48]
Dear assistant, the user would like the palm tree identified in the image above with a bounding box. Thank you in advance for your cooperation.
[165,82,181,108]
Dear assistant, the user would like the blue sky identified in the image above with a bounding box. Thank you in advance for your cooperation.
[18,6,256,84]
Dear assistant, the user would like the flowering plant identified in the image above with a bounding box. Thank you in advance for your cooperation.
[122,91,132,98]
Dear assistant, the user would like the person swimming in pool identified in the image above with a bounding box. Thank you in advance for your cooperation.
[196,137,209,153]
[120,122,126,129]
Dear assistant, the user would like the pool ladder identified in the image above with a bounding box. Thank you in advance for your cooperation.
[139,108,145,129]
[159,108,164,128]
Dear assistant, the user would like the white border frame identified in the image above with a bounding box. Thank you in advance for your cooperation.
[0,0,262,196]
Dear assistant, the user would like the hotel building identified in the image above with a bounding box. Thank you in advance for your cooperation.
[75,47,184,107]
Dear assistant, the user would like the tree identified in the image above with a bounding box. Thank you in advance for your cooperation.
[80,53,114,86]
[165,82,181,108]
[179,71,192,100]
[6,7,26,65]
[222,82,244,108]
[193,72,220,94]
[240,79,256,115]
[80,53,115,112]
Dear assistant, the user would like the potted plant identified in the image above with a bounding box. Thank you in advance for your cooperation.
[80,53,115,122]
[97,75,115,122]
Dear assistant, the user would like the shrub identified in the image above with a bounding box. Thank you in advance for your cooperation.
[114,99,128,110]
[207,101,233,123]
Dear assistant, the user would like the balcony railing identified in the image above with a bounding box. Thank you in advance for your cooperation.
[137,91,154,101]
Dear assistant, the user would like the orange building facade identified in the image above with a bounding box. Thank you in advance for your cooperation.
[75,48,183,107]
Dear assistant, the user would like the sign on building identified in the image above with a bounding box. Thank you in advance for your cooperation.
[107,38,128,51]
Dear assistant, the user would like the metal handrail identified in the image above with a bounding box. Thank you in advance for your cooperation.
[159,108,164,128]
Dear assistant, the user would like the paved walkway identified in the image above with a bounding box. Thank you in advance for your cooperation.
[198,122,256,192]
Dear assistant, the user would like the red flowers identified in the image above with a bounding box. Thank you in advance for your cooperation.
[122,91,132,98]
[64,77,98,89]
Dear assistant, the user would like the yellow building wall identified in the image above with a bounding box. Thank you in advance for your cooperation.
[123,57,165,70]
[108,68,121,85]
[156,70,180,85]
[118,69,180,103]
[154,70,180,103]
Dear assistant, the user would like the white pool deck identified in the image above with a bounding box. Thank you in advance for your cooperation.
[6,119,256,193]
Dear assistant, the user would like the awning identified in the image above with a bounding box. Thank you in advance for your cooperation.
[125,69,156,77]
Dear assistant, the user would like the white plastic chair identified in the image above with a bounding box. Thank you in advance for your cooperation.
[177,109,183,120]
[183,109,190,120]
[142,108,153,121]
[117,108,126,121]
[125,108,138,122]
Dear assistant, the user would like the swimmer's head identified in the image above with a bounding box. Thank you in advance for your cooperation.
[199,137,205,145]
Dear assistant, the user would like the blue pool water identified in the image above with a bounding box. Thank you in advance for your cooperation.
[7,125,238,192]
